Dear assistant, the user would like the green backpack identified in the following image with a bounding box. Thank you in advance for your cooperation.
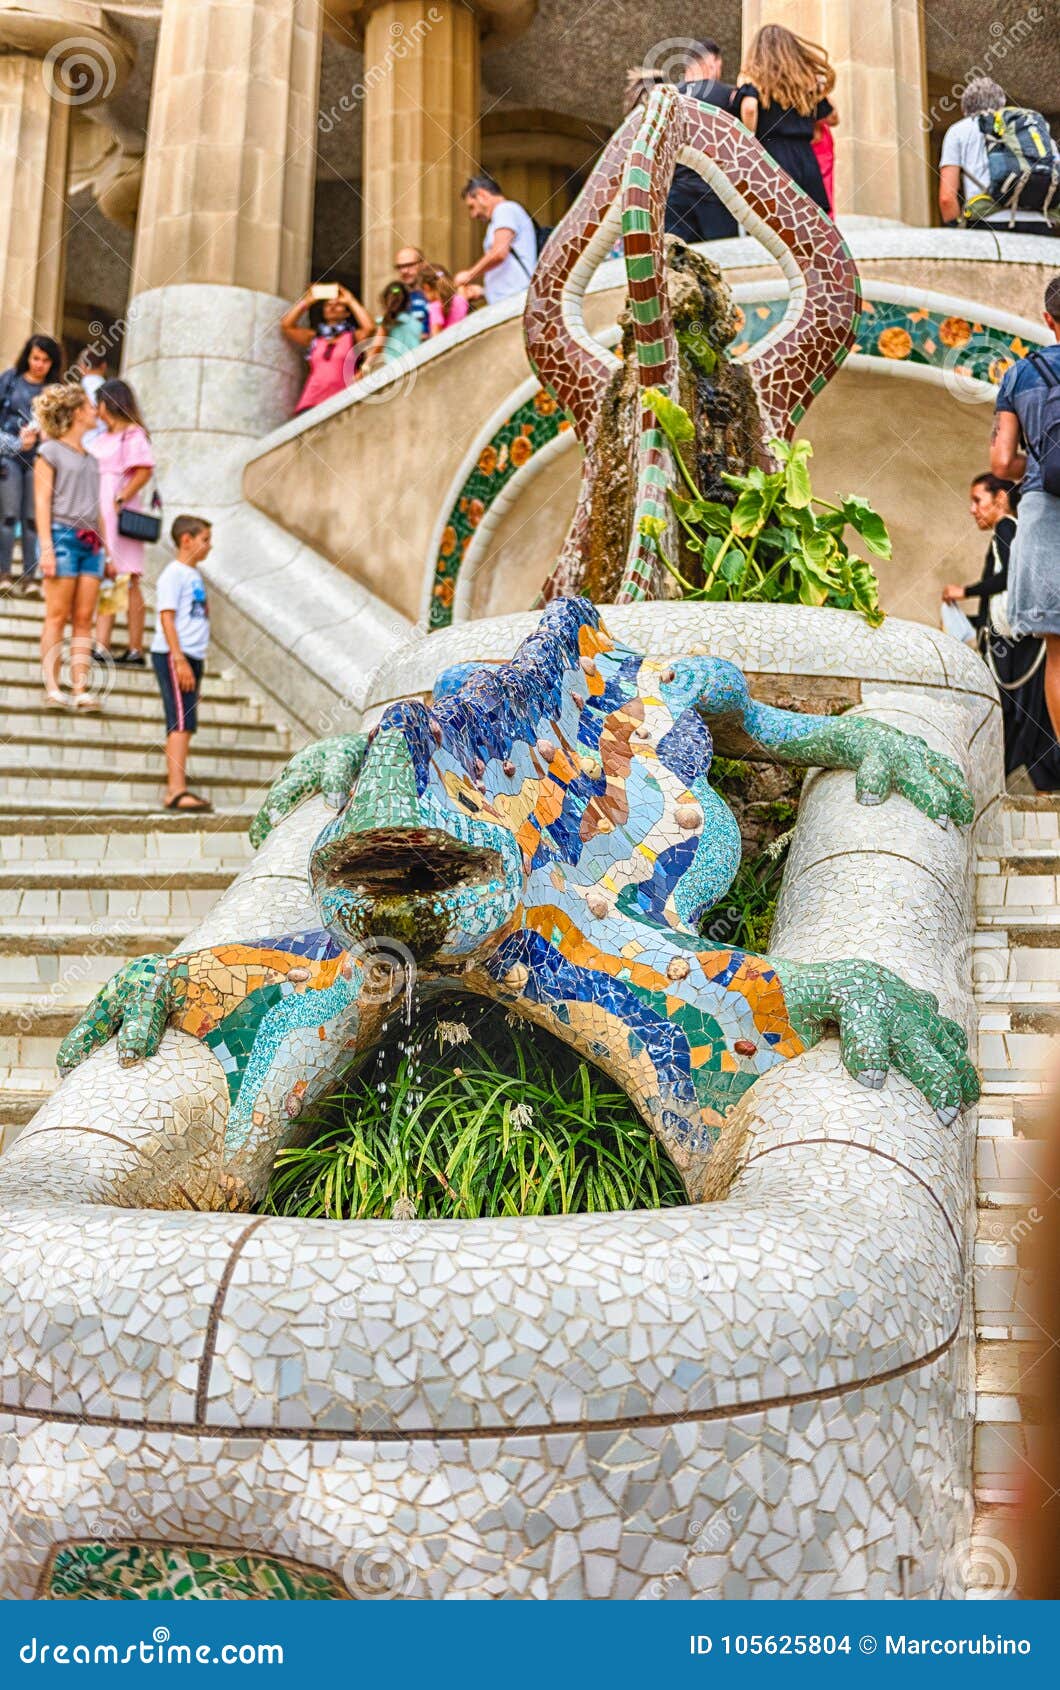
[963,106,1060,225]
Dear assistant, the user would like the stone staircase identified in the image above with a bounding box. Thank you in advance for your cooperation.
[970,792,1058,1596]
[0,592,300,1149]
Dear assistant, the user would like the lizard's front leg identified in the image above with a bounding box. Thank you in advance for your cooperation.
[44,933,404,1211]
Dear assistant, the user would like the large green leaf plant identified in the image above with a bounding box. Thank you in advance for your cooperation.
[639,388,889,626]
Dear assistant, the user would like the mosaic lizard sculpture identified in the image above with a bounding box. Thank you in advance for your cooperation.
[524,85,861,603]
[57,599,978,1207]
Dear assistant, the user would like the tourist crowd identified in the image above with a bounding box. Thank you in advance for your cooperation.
[2,15,1058,802]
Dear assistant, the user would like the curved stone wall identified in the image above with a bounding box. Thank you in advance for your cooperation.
[241,230,1053,643]
[0,605,1000,1599]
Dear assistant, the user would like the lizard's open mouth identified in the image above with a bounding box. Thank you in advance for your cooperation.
[317,826,503,899]
[313,827,508,956]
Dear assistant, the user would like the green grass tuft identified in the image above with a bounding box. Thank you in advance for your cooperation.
[262,1000,688,1222]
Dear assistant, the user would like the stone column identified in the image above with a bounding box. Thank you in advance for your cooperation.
[481,109,606,228]
[348,0,535,299]
[124,0,324,485]
[0,3,132,364]
[131,0,322,302]
[359,0,479,299]
[741,0,931,226]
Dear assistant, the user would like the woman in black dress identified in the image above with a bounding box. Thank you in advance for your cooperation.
[944,474,1060,790]
[736,26,838,215]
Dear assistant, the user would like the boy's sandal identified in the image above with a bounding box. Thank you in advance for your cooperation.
[43,690,68,708]
[164,791,213,812]
[72,693,103,712]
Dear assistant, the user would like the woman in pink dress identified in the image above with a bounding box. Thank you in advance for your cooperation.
[88,380,155,666]
[281,284,374,414]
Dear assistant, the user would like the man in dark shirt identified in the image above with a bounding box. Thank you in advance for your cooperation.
[992,274,1060,742]
[665,40,739,245]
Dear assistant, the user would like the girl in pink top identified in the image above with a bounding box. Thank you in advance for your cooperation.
[419,264,472,336]
[88,379,155,665]
[281,284,373,414]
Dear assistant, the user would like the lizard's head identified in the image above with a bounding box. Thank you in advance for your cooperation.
[309,703,521,965]
[308,597,641,968]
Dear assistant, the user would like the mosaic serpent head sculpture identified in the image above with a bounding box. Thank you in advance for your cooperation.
[523,85,861,602]
[52,598,977,1211]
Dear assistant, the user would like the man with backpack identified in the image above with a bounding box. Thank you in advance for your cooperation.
[939,77,1058,236]
[993,275,1060,744]
[455,175,539,305]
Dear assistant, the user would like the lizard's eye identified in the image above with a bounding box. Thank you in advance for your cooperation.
[659,667,676,684]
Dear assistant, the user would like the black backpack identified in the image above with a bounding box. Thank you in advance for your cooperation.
[1029,352,1060,497]
[964,107,1060,224]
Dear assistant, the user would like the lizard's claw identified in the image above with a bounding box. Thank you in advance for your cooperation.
[57,955,189,1074]
[249,734,368,848]
[852,726,972,827]
[778,958,979,1124]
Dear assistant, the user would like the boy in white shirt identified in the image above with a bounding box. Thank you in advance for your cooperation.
[150,514,213,812]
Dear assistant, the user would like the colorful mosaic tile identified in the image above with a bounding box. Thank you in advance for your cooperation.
[58,598,978,1207]
[430,392,570,626]
[43,1541,346,1600]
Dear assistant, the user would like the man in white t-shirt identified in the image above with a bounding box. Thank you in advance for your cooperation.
[454,175,538,306]
[939,76,1053,236]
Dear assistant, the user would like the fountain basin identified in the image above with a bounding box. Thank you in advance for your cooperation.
[0,605,998,1599]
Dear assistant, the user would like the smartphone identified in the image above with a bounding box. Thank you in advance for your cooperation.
[310,283,340,302]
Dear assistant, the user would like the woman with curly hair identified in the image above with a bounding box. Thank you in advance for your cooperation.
[736,25,839,214]
[32,381,107,710]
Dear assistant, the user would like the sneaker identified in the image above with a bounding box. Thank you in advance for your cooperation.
[91,645,111,665]
[113,649,146,667]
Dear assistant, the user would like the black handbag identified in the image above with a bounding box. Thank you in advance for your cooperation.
[117,490,162,543]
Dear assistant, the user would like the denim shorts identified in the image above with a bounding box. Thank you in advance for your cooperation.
[52,524,104,579]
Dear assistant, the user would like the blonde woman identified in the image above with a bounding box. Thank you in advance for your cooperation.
[32,382,107,710]
[736,25,838,214]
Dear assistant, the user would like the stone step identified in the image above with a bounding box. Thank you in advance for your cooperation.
[0,997,98,1075]
[0,1091,49,1149]
[973,928,1060,987]
[1000,796,1060,846]
[0,625,223,673]
[0,923,187,991]
[1,723,290,761]
[0,763,269,808]
[0,863,241,891]
[975,1017,1055,1086]
[0,696,289,738]
[973,1412,1034,1507]
[0,881,229,926]
[0,807,252,842]
[0,736,286,783]
[961,1503,1021,1598]
[0,656,258,703]
[976,1110,1049,1202]
[975,1337,1042,1399]
[974,979,1060,1013]
[973,1216,1042,1340]
[976,869,1060,913]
